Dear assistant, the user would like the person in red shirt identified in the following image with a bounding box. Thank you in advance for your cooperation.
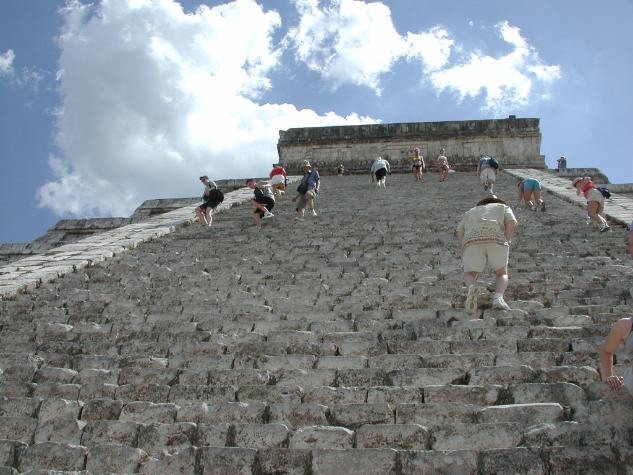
[572,177,609,232]
[269,163,287,196]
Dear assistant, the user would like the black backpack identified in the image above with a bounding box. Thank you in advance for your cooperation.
[488,157,500,169]
[205,188,224,205]
[597,187,611,199]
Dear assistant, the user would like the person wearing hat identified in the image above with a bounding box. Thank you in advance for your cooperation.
[572,176,609,232]
[456,195,518,312]
[292,160,320,221]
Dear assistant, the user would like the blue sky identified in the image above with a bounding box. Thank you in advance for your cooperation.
[1,0,632,243]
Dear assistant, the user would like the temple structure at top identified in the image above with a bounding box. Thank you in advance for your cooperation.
[277,115,545,174]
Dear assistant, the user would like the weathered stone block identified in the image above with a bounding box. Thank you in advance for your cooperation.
[399,449,478,474]
[81,420,141,447]
[81,398,124,421]
[0,416,36,444]
[256,448,311,475]
[139,446,198,475]
[432,422,522,450]
[388,368,465,387]
[119,401,177,424]
[366,386,422,406]
[195,423,231,447]
[396,403,477,425]
[289,425,354,449]
[356,423,429,450]
[424,384,500,405]
[18,442,87,472]
[234,423,289,448]
[199,447,257,475]
[137,422,197,455]
[478,403,564,426]
[311,448,398,475]
[479,448,545,475]
[329,403,393,428]
[268,403,329,429]
[86,444,148,474]
[34,418,86,444]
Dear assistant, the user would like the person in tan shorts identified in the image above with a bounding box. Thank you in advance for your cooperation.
[572,176,609,232]
[456,195,518,312]
[436,148,450,182]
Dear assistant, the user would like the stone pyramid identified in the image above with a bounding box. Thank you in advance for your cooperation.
[0,170,632,474]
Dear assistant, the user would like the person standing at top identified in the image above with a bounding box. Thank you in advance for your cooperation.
[292,160,320,221]
[557,156,567,170]
[436,148,450,182]
[516,178,545,211]
[456,195,518,312]
[477,155,499,193]
[411,148,425,181]
[269,163,287,196]
[337,164,345,176]
[370,156,391,188]
[195,175,223,226]
[572,176,610,232]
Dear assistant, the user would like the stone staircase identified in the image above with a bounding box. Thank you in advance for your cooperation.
[0,171,632,474]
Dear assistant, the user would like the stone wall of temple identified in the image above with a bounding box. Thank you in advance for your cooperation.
[278,116,545,175]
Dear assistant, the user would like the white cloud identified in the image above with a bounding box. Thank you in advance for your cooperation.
[38,0,375,217]
[0,49,15,77]
[406,27,454,72]
[287,0,408,94]
[430,21,561,112]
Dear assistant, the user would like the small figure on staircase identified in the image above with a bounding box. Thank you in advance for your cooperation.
[436,148,450,182]
[515,178,545,211]
[269,163,287,197]
[456,195,517,312]
[246,178,275,228]
[411,148,425,181]
[370,156,390,189]
[572,176,610,232]
[477,155,499,194]
[195,175,223,226]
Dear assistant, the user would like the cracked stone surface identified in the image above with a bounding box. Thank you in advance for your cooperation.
[0,171,632,474]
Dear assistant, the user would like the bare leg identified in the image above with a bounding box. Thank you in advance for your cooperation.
[205,208,213,226]
[464,272,478,286]
[195,207,208,224]
[494,267,508,296]
[588,202,607,226]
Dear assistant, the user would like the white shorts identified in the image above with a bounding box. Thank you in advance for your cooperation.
[480,168,496,185]
[463,242,509,273]
[587,188,605,206]
[271,175,285,185]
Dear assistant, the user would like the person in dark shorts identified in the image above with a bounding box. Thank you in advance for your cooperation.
[246,178,275,227]
[196,175,222,226]
[411,148,425,181]
[370,156,390,188]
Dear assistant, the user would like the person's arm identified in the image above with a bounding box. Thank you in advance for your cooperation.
[504,208,517,241]
[600,319,628,390]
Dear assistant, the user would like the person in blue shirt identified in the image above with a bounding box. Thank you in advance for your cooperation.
[292,160,320,221]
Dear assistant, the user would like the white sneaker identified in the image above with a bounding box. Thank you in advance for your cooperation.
[311,209,317,217]
[263,211,274,219]
[599,224,610,233]
[465,284,480,314]
[492,296,511,311]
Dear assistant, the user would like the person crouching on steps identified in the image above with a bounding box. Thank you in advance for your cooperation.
[246,179,275,228]
[572,176,610,232]
[457,195,517,312]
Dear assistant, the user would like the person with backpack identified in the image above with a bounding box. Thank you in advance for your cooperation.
[477,155,499,193]
[456,195,518,312]
[572,177,610,232]
[515,177,545,211]
[370,156,390,188]
[196,175,223,226]
[292,160,320,221]
[246,178,275,228]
